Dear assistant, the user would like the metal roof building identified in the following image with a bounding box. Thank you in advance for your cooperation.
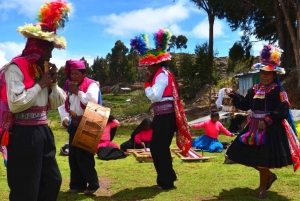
[234,70,260,96]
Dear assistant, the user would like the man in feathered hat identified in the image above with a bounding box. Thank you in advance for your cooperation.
[1,1,71,200]
[225,44,300,199]
[130,29,192,190]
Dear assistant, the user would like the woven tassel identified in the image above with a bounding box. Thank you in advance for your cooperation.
[1,131,10,146]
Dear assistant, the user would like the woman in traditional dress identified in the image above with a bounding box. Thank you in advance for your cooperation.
[225,44,300,199]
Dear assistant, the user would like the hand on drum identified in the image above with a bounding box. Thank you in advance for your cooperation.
[63,118,69,128]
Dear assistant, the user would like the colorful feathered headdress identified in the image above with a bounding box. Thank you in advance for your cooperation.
[17,0,72,49]
[252,44,285,74]
[130,29,172,66]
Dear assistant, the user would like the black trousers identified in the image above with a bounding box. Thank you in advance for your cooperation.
[150,112,177,189]
[7,124,62,201]
[69,125,99,190]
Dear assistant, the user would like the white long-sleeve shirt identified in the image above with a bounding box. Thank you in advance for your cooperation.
[5,64,66,113]
[215,88,225,108]
[58,81,99,123]
[145,68,173,103]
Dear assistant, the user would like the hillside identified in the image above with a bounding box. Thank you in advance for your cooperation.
[117,56,300,125]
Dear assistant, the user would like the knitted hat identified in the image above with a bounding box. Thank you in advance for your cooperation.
[252,44,285,74]
[64,59,86,78]
[17,0,72,49]
[130,29,172,66]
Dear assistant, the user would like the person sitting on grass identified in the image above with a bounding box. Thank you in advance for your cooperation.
[96,115,128,160]
[133,118,153,150]
[97,115,119,149]
[190,110,235,152]
[120,118,153,151]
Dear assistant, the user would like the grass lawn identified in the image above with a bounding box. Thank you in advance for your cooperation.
[0,110,300,201]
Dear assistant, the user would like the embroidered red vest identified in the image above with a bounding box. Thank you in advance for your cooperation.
[64,77,97,112]
[0,57,35,103]
[151,67,173,97]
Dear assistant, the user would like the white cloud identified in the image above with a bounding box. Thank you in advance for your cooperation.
[0,0,75,21]
[52,49,94,68]
[248,35,275,57]
[0,51,8,66]
[91,1,190,37]
[0,42,24,67]
[0,41,93,69]
[191,18,224,39]
[0,0,47,18]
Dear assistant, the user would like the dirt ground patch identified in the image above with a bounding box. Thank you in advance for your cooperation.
[96,176,113,197]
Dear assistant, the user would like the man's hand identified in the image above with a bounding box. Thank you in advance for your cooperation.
[68,81,79,95]
[49,63,58,83]
[38,72,53,89]
[62,118,69,128]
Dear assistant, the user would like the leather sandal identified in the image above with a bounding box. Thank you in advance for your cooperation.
[152,185,162,190]
[83,189,97,195]
[257,191,267,199]
[67,189,84,193]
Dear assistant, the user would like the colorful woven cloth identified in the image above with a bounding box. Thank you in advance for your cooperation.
[23,38,50,64]
[167,70,191,156]
[282,119,300,172]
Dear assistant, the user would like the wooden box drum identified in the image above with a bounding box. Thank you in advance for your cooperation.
[72,101,110,153]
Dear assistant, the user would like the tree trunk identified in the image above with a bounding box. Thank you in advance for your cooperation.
[208,12,215,113]
[273,0,286,69]
[278,0,300,91]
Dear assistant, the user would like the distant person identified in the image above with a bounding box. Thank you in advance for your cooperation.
[120,118,153,151]
[97,115,127,160]
[225,44,300,199]
[190,110,235,152]
[97,115,119,149]
[134,118,153,149]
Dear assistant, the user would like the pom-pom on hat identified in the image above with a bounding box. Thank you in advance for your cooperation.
[130,29,172,66]
[252,44,285,74]
[17,0,72,49]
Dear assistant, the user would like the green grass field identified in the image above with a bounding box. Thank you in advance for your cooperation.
[0,110,300,201]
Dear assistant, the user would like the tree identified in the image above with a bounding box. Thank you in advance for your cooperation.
[278,0,300,91]
[189,0,223,112]
[228,35,253,74]
[166,53,179,76]
[167,35,177,53]
[176,35,188,52]
[179,53,198,100]
[215,0,295,81]
[57,67,66,88]
[128,47,140,81]
[91,56,110,85]
[109,40,129,85]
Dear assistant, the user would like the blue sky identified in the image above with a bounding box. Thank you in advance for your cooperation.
[0,0,266,68]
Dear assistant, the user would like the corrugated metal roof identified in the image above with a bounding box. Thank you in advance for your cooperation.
[234,70,259,77]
